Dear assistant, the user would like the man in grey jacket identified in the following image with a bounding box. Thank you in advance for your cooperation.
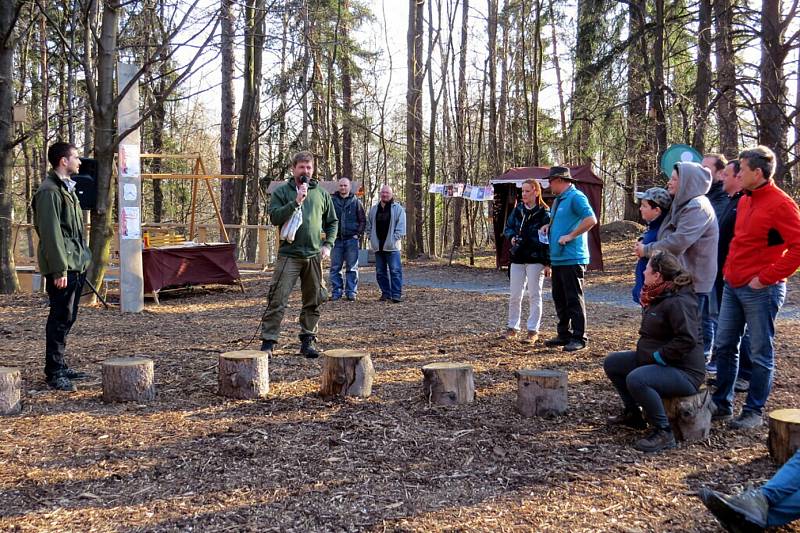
[635,162,719,329]
[366,185,406,303]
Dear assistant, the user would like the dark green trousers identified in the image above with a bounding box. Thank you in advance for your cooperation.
[261,255,326,342]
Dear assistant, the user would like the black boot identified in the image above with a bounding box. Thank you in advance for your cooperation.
[607,407,648,429]
[260,340,274,354]
[634,426,676,453]
[300,335,321,359]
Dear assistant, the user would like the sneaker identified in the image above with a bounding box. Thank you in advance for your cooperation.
[47,375,77,392]
[525,331,539,344]
[607,408,648,430]
[300,336,321,359]
[379,295,389,302]
[260,340,275,354]
[729,410,763,430]
[345,294,356,301]
[330,294,342,301]
[391,298,402,303]
[544,337,570,347]
[634,427,676,453]
[502,328,517,340]
[698,487,768,531]
[710,402,733,423]
[563,340,587,352]
[734,378,750,393]
[63,368,89,380]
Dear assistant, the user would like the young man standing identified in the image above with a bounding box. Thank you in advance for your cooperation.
[32,142,92,392]
[711,145,800,429]
[366,185,406,303]
[543,166,597,352]
[329,177,366,301]
[260,151,338,358]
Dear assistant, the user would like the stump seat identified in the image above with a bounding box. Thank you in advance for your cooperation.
[768,409,800,465]
[421,362,474,405]
[661,389,711,442]
[515,369,567,417]
[319,349,374,399]
[218,350,269,399]
[102,357,155,403]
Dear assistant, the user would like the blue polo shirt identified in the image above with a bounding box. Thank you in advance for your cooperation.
[549,185,595,266]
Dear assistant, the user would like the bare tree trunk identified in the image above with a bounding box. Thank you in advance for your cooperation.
[548,0,568,161]
[40,15,48,177]
[624,0,647,220]
[714,0,738,156]
[341,0,353,180]
[691,0,712,152]
[487,0,498,176]
[757,0,791,184]
[453,0,468,249]
[571,0,605,164]
[405,0,424,258]
[530,0,543,166]
[652,0,667,161]
[498,1,509,171]
[219,0,236,226]
[0,0,20,292]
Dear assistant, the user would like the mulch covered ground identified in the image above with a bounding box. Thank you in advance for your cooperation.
[1,239,799,532]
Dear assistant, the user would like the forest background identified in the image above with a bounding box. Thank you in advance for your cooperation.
[1,0,800,294]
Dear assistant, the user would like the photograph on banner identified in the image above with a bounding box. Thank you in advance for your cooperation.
[121,207,141,239]
[119,144,141,177]
[123,183,138,201]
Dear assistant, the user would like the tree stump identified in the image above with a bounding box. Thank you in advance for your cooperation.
[768,409,800,465]
[319,349,374,399]
[662,389,712,442]
[218,350,269,399]
[421,362,474,405]
[515,369,568,417]
[0,367,21,415]
[102,357,155,403]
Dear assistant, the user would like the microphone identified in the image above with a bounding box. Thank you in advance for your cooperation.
[299,174,309,184]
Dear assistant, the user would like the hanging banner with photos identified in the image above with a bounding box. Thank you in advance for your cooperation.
[428,183,494,201]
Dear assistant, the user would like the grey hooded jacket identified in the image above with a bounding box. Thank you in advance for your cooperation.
[643,162,719,294]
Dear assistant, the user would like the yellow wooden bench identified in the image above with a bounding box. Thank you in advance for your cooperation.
[143,231,188,248]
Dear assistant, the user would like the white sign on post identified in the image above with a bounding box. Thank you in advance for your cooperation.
[117,63,144,313]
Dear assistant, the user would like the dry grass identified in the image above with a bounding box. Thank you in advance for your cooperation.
[1,241,799,532]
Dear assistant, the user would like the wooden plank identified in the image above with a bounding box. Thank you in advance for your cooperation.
[140,173,243,180]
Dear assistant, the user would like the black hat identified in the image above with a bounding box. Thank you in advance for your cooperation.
[547,166,574,181]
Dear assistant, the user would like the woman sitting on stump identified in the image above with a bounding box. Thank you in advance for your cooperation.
[603,251,706,453]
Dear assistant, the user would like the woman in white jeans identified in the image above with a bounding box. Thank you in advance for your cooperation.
[503,179,551,344]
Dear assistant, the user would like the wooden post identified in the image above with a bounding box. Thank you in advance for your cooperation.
[768,409,800,465]
[102,357,155,403]
[0,367,22,415]
[421,362,474,405]
[515,369,568,417]
[319,349,375,399]
[662,389,712,442]
[257,226,268,267]
[218,350,269,399]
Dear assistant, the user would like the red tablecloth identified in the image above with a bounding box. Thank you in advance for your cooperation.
[142,243,240,293]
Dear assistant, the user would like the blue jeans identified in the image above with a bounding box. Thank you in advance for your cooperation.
[375,250,403,300]
[712,282,786,415]
[763,449,800,527]
[699,292,715,357]
[330,237,360,299]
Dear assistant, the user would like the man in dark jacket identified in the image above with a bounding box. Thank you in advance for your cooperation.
[329,177,366,301]
[260,151,338,358]
[32,142,92,392]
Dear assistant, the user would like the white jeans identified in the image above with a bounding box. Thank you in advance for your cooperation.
[507,263,545,332]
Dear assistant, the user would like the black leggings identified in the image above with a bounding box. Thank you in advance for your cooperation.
[603,350,698,428]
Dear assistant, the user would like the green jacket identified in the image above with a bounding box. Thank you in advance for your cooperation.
[32,172,91,277]
[269,177,338,258]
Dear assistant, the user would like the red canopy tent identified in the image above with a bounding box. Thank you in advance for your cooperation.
[490,164,604,270]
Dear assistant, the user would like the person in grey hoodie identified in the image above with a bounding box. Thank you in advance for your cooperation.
[366,185,407,302]
[635,162,719,326]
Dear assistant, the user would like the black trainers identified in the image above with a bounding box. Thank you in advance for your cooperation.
[544,337,570,347]
[391,298,402,303]
[698,487,768,531]
[710,402,733,423]
[300,336,321,359]
[62,368,89,380]
[260,340,275,354]
[345,294,356,301]
[734,378,750,393]
[563,340,587,352]
[634,427,676,453]
[729,410,763,430]
[47,375,77,392]
[607,408,648,430]
[379,295,389,302]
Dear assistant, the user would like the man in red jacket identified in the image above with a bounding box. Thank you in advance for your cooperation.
[711,145,800,429]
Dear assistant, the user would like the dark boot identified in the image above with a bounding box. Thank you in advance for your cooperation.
[607,408,648,430]
[634,427,676,453]
[260,340,275,355]
[47,375,77,392]
[300,335,321,359]
[698,487,768,532]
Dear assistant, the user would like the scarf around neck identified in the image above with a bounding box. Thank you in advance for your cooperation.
[639,279,674,308]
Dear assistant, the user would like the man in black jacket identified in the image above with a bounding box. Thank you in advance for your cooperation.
[329,177,366,301]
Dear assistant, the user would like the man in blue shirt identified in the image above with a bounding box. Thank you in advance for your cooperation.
[542,166,598,352]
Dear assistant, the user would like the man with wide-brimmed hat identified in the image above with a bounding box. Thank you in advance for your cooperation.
[542,166,597,352]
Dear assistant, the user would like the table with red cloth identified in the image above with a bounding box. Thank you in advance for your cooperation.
[142,243,240,296]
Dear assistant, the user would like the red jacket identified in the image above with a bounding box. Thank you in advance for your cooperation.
[723,179,800,288]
